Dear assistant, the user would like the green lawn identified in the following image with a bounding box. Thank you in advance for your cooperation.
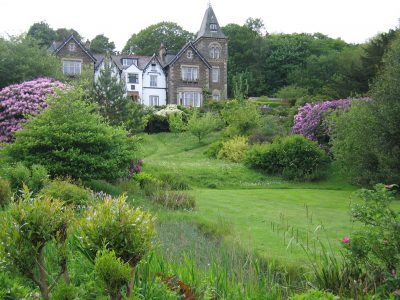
[139,132,396,265]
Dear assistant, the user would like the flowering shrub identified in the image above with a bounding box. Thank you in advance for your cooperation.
[128,159,143,177]
[0,77,66,142]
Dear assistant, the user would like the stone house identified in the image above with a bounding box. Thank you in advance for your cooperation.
[51,5,227,107]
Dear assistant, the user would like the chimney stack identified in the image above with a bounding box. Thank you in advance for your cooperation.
[159,42,166,63]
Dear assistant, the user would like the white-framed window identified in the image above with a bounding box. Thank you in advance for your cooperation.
[128,73,139,83]
[68,42,76,52]
[210,47,220,59]
[181,66,199,81]
[187,50,193,59]
[149,95,159,106]
[151,63,157,71]
[210,23,218,31]
[150,75,157,87]
[62,60,81,75]
[179,92,202,107]
[212,67,220,83]
[212,91,220,100]
[122,58,137,66]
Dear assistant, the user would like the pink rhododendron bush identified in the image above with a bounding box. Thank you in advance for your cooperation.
[292,98,368,147]
[0,77,66,142]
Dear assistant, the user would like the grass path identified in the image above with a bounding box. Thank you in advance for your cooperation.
[140,132,371,264]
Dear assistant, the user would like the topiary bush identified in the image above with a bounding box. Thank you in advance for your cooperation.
[0,77,67,143]
[245,135,329,181]
[4,88,137,181]
[217,136,249,163]
[0,177,11,207]
[39,179,92,208]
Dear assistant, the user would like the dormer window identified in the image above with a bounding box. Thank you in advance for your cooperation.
[68,43,76,52]
[210,23,218,32]
[187,50,193,59]
[122,58,138,67]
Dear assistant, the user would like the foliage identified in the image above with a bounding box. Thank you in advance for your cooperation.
[1,162,49,194]
[249,115,285,144]
[276,85,309,106]
[54,28,83,42]
[292,98,366,147]
[331,33,400,185]
[39,179,92,208]
[145,114,169,133]
[132,172,157,189]
[91,57,148,133]
[90,34,115,54]
[232,72,249,101]
[217,136,249,163]
[0,193,73,300]
[221,101,261,136]
[204,140,224,158]
[0,177,11,207]
[187,112,220,143]
[0,36,62,89]
[245,135,329,180]
[143,182,195,210]
[79,195,156,295]
[123,22,194,55]
[51,282,77,300]
[27,21,57,47]
[4,88,138,181]
[291,289,338,300]
[157,172,190,190]
[155,104,184,117]
[0,77,67,142]
[168,112,186,133]
[95,248,131,300]
[343,184,400,296]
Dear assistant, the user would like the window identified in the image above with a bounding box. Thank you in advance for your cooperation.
[151,63,157,71]
[122,58,137,66]
[150,75,157,87]
[181,67,198,81]
[180,92,201,107]
[62,60,81,75]
[210,47,220,59]
[186,50,193,59]
[212,67,220,83]
[210,23,218,31]
[212,91,220,100]
[68,43,76,52]
[149,95,159,106]
[128,73,139,83]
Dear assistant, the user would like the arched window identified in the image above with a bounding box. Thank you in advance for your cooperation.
[210,47,220,59]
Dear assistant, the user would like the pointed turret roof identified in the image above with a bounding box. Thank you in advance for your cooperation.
[196,5,226,40]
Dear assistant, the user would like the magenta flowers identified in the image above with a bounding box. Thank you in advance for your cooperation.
[342,236,350,244]
[0,77,66,143]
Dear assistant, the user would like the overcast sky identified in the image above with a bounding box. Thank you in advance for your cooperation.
[1,0,399,50]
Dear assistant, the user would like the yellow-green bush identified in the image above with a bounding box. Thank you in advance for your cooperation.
[218,136,249,163]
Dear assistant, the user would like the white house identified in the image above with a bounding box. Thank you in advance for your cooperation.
[141,54,167,106]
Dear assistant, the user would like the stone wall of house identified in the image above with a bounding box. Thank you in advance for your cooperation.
[167,47,210,105]
[194,37,228,99]
[57,40,94,71]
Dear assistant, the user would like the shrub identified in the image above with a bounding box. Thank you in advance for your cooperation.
[217,136,249,163]
[0,177,11,207]
[291,289,337,300]
[187,112,221,143]
[275,85,309,106]
[1,162,48,193]
[221,101,261,136]
[0,77,67,142]
[95,248,131,300]
[249,115,285,144]
[79,195,155,297]
[245,135,329,181]
[133,172,157,189]
[39,179,92,208]
[145,114,169,133]
[204,140,224,158]
[168,112,186,133]
[342,184,400,296]
[4,88,137,181]
[0,192,73,300]
[51,282,77,300]
[157,172,190,190]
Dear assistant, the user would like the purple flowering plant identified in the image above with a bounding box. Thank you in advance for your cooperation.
[0,77,66,142]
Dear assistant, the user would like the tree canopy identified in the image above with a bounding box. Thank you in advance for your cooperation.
[27,21,57,47]
[123,22,194,55]
[90,34,115,54]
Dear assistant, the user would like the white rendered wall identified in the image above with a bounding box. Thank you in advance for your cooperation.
[123,64,143,100]
[142,60,167,106]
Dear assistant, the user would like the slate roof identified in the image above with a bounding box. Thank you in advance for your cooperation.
[165,42,212,69]
[51,35,97,62]
[196,5,226,40]
[110,54,152,71]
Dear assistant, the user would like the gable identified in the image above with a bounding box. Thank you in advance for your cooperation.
[167,42,211,69]
[54,35,96,63]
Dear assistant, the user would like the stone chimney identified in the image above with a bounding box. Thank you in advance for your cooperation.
[84,39,90,48]
[159,42,166,63]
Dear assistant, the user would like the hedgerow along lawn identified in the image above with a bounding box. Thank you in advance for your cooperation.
[140,132,397,264]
